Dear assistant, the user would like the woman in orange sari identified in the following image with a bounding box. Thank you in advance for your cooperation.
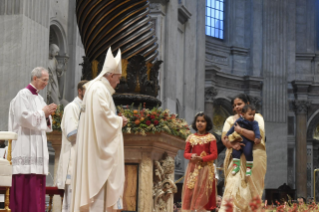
[181,112,218,212]
[219,94,267,212]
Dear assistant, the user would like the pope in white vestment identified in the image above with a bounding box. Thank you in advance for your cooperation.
[56,80,88,212]
[8,67,57,212]
[71,48,127,212]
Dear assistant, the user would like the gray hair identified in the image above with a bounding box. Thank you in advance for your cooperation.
[104,72,113,77]
[31,67,48,81]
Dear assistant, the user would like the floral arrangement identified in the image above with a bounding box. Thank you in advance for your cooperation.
[117,104,191,139]
[51,104,64,131]
[223,196,319,212]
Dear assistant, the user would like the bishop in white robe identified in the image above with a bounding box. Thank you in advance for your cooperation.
[56,80,88,212]
[8,67,57,212]
[71,48,128,212]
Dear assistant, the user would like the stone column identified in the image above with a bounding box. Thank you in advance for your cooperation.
[294,100,311,198]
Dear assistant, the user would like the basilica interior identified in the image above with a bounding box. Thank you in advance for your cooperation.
[0,0,319,211]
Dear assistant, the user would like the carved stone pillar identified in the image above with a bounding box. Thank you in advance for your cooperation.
[294,100,311,197]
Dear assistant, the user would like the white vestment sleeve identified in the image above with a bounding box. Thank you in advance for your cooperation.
[13,92,48,131]
[65,105,79,142]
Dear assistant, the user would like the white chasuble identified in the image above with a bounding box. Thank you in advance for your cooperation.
[8,85,52,175]
[71,77,125,212]
[57,96,82,189]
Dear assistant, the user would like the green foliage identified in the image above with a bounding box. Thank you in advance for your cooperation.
[52,104,64,131]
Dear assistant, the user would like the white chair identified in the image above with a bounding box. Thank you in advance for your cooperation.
[0,131,17,212]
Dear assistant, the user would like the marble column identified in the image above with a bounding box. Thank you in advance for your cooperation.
[294,100,311,198]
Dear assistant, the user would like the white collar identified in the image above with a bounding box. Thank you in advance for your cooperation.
[30,83,39,93]
[73,96,83,109]
[101,77,115,95]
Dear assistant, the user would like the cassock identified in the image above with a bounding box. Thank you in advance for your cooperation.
[71,76,125,212]
[8,84,52,212]
[56,96,82,212]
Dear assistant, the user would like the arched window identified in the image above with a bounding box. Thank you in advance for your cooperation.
[206,0,224,39]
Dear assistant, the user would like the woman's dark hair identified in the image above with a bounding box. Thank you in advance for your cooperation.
[231,93,251,106]
[192,112,213,132]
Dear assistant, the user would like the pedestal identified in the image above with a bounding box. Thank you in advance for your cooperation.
[47,131,62,212]
[46,131,185,212]
[123,133,185,212]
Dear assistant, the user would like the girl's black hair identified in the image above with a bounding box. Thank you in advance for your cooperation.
[231,93,251,106]
[192,112,213,132]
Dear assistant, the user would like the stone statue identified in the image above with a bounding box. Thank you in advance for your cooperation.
[153,153,177,212]
[48,44,67,105]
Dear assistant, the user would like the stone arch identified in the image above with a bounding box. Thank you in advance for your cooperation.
[49,19,68,55]
[212,98,233,115]
[48,19,69,104]
[211,98,233,135]
[307,109,319,140]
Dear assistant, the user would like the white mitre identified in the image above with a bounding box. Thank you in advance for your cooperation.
[84,47,122,91]
[100,47,122,76]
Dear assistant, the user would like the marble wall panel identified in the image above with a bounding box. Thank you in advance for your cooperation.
[0,3,50,130]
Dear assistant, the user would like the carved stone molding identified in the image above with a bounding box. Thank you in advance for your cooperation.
[294,100,311,115]
[230,46,249,56]
[149,3,165,15]
[149,0,170,5]
[178,4,192,24]
[153,152,177,212]
[296,53,316,61]
[205,87,218,102]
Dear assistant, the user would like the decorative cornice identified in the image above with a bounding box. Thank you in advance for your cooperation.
[296,53,316,61]
[292,80,311,98]
[178,4,192,24]
[149,3,165,15]
[294,100,311,114]
[205,87,218,102]
[149,0,169,5]
[205,68,263,92]
[231,46,249,56]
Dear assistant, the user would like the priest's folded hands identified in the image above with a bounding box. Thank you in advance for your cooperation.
[42,103,57,117]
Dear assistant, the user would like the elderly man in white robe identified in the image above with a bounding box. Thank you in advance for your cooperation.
[8,67,57,212]
[56,80,88,212]
[71,48,128,212]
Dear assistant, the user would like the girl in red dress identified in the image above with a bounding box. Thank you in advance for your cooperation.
[182,112,218,212]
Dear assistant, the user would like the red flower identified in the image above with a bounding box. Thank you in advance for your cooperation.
[224,198,233,212]
[150,115,155,119]
[146,120,151,126]
[154,120,159,126]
